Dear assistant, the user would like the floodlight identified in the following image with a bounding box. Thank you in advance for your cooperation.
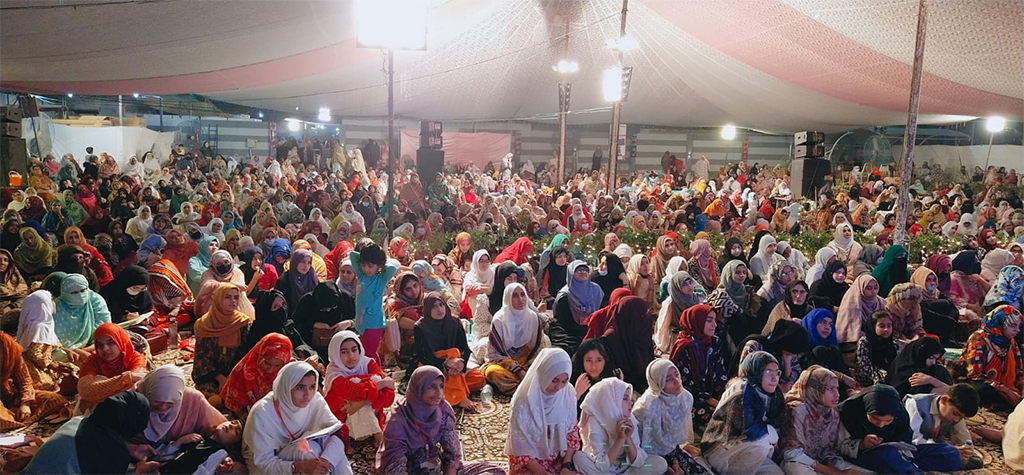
[286,119,301,132]
[67,93,74,98]
[355,0,429,50]
[986,116,1006,133]
[132,93,140,98]
[721,124,737,140]
[318,107,331,122]
[552,60,579,74]
[258,112,264,118]
[603,67,623,102]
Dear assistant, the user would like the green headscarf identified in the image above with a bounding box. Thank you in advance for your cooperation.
[13,227,53,275]
[718,259,750,308]
[62,190,88,225]
[871,244,910,298]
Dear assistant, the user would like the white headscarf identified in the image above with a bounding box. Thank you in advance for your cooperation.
[580,378,641,447]
[324,331,371,394]
[15,290,60,348]
[632,359,693,456]
[269,361,341,439]
[138,365,187,442]
[806,247,838,285]
[491,283,541,350]
[506,348,577,459]
[462,249,494,298]
[340,201,364,230]
[660,256,686,290]
[831,223,854,250]
[205,218,226,241]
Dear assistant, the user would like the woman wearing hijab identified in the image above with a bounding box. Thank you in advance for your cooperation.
[240,245,278,292]
[133,365,230,448]
[749,234,785,284]
[670,304,727,431]
[376,366,502,475]
[412,292,485,411]
[573,377,667,475]
[494,236,533,266]
[196,250,256,321]
[780,365,865,474]
[193,283,254,397]
[687,238,718,291]
[126,205,154,243]
[462,249,495,307]
[13,226,53,278]
[323,331,395,447]
[854,310,905,388]
[243,361,352,475]
[53,273,111,350]
[632,359,710,474]
[650,234,679,288]
[220,332,295,419]
[701,351,785,475]
[658,256,686,301]
[952,305,1023,409]
[506,347,580,475]
[537,234,569,288]
[20,195,47,223]
[984,265,1024,311]
[0,331,67,431]
[274,248,320,310]
[598,296,656,394]
[468,262,521,365]
[292,282,356,359]
[827,223,862,272]
[872,244,910,298]
[551,260,604,358]
[99,264,153,323]
[852,243,883,279]
[762,280,812,336]
[62,227,113,285]
[757,260,796,320]
[801,308,839,352]
[705,260,761,351]
[16,288,75,391]
[982,249,1015,283]
[884,282,926,341]
[836,384,960,473]
[22,391,150,475]
[949,249,990,324]
[836,274,886,368]
[187,235,219,295]
[388,272,426,358]
[0,248,28,316]
[805,248,838,286]
[75,323,148,415]
[147,256,192,322]
[906,266,958,347]
[925,253,953,295]
[718,236,747,270]
[483,283,549,394]
[887,334,951,396]
[625,254,657,309]
[590,251,627,307]
[655,272,704,353]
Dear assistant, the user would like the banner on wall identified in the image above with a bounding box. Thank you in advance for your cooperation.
[399,130,511,169]
[47,123,176,168]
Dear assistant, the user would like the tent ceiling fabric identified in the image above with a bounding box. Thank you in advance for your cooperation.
[2,0,1020,133]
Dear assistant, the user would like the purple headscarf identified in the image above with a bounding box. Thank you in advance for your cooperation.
[386,366,454,451]
[286,248,319,305]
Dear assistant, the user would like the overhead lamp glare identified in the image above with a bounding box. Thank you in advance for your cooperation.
[721,124,737,140]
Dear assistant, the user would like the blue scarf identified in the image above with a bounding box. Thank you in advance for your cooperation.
[740,351,784,441]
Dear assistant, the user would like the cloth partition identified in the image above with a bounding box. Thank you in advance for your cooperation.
[47,123,176,168]
[400,130,511,169]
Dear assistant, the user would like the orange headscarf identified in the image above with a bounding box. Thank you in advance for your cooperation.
[79,323,147,378]
[219,332,294,412]
[193,283,253,348]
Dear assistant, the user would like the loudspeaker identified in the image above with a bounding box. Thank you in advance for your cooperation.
[790,158,830,200]
[795,143,824,158]
[420,121,443,150]
[0,106,22,123]
[1,137,29,187]
[1,122,22,138]
[794,131,824,146]
[416,148,445,181]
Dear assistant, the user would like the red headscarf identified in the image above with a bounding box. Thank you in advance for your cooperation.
[79,323,147,378]
[324,240,354,281]
[219,332,294,413]
[583,288,632,340]
[670,304,715,374]
[494,237,533,266]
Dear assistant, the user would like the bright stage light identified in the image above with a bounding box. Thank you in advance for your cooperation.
[257,112,264,118]
[721,124,737,140]
[318,107,331,122]
[986,116,1006,133]
[603,67,622,102]
[552,60,579,74]
[67,93,74,98]
[286,119,301,132]
[355,0,429,50]
[132,93,140,98]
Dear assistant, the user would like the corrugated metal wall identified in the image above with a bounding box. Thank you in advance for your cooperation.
[340,119,796,174]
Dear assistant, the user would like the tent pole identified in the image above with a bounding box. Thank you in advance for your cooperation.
[894,0,927,246]
[386,48,396,243]
[607,0,628,193]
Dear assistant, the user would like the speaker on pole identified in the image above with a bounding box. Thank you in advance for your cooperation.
[417,148,445,181]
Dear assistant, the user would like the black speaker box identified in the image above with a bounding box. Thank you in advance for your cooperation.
[790,158,830,199]
[416,148,445,180]
[1,137,29,187]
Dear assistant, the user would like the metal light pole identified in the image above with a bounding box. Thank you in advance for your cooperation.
[607,0,628,193]
[386,49,396,242]
[557,82,570,186]
[893,0,927,246]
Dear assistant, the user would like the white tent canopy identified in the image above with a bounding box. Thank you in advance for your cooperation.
[2,0,1021,133]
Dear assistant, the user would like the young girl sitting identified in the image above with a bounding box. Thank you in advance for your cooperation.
[780,365,866,474]
[574,378,667,475]
[632,359,710,475]
[323,331,395,449]
[853,310,904,387]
